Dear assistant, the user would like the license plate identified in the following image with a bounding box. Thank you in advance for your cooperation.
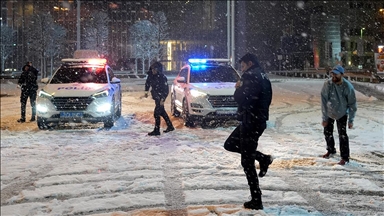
[60,112,83,118]
[216,110,237,115]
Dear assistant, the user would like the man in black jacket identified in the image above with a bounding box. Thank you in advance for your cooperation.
[224,53,273,210]
[17,62,39,123]
[145,62,174,136]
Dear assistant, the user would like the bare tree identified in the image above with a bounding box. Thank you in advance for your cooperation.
[82,11,109,57]
[152,11,169,60]
[129,20,157,74]
[27,12,67,78]
[129,12,169,74]
[45,25,67,77]
[0,25,16,72]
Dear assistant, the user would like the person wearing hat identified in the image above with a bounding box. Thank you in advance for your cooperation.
[17,62,39,123]
[321,65,357,165]
[145,61,175,136]
[224,53,273,210]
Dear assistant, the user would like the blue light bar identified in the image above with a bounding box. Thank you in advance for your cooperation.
[191,65,207,70]
[188,59,207,64]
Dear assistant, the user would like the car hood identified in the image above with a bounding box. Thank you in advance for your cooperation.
[42,83,109,97]
[190,82,236,95]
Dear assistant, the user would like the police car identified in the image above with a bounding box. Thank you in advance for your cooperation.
[36,58,122,129]
[170,58,240,127]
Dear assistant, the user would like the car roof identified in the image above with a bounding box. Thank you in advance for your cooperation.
[60,58,108,68]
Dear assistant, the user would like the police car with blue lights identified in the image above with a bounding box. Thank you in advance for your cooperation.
[171,58,240,127]
[36,56,122,129]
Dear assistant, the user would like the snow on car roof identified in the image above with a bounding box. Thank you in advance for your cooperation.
[61,58,107,66]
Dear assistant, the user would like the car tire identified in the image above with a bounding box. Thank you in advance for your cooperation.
[116,93,122,118]
[104,99,115,128]
[182,99,195,127]
[201,120,219,129]
[37,117,50,130]
[171,93,180,117]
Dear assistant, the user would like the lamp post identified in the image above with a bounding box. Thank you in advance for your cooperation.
[76,0,81,50]
[360,27,365,39]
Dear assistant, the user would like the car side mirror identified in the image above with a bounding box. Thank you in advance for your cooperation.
[111,77,121,84]
[176,77,186,83]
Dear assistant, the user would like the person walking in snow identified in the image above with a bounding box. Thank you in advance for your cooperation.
[144,62,174,136]
[17,61,39,123]
[321,65,357,165]
[224,53,273,210]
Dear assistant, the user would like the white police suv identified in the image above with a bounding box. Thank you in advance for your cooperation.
[36,58,122,129]
[170,58,240,127]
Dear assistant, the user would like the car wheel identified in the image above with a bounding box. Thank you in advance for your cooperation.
[182,99,195,127]
[37,117,49,130]
[116,93,122,117]
[201,119,219,129]
[171,93,180,117]
[104,100,115,128]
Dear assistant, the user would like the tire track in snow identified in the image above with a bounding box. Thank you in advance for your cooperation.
[0,164,54,205]
[161,143,188,215]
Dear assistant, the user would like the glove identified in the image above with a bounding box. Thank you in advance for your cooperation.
[144,91,148,98]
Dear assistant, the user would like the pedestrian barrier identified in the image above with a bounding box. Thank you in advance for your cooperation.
[269,70,380,83]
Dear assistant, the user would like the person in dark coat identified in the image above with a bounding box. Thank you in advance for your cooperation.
[17,62,39,122]
[224,53,273,210]
[144,66,153,98]
[145,62,174,136]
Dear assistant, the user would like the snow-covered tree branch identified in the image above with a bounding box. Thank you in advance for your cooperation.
[129,11,169,74]
[0,25,16,72]
[27,12,67,77]
[82,11,109,57]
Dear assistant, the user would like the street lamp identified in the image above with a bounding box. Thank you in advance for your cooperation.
[360,27,365,39]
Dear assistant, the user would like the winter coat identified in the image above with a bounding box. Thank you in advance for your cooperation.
[144,69,153,92]
[234,65,272,125]
[147,71,169,101]
[321,77,357,123]
[18,66,39,91]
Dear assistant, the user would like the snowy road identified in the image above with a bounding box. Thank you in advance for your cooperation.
[1,78,383,216]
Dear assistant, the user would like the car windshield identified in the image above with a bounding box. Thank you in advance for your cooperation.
[189,65,239,83]
[50,67,107,84]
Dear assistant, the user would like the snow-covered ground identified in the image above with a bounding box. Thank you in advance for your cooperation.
[1,77,383,216]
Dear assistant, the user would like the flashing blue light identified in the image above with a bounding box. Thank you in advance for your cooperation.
[191,65,207,70]
[188,59,207,64]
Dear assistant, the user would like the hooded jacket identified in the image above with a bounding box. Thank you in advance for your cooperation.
[234,65,272,124]
[18,65,39,91]
[321,78,357,123]
[146,67,169,101]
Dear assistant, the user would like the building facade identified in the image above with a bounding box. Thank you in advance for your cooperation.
[1,1,383,73]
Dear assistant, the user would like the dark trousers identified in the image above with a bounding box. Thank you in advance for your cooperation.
[153,99,173,131]
[224,121,267,198]
[20,89,37,120]
[324,115,350,160]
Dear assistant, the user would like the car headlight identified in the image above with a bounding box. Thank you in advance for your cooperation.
[36,104,49,113]
[93,89,109,98]
[96,103,112,112]
[190,89,207,98]
[38,90,53,99]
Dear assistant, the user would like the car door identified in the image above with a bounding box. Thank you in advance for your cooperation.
[174,67,189,108]
[107,67,121,104]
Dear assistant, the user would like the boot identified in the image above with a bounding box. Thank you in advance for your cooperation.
[322,151,336,159]
[148,130,160,136]
[17,118,26,123]
[244,193,263,210]
[30,116,36,122]
[163,126,175,133]
[259,155,274,178]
